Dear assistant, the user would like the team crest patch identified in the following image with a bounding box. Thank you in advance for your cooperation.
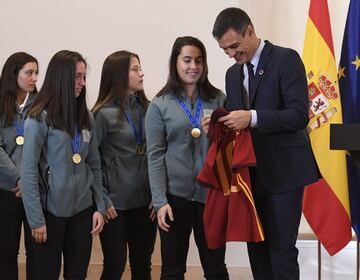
[82,129,91,143]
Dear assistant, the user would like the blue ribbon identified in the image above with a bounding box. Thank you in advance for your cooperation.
[71,129,81,154]
[124,102,143,146]
[176,95,203,128]
[14,117,25,136]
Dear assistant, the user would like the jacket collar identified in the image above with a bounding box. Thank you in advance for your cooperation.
[248,40,273,107]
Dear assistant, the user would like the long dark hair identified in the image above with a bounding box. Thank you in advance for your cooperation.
[92,50,149,121]
[157,36,220,101]
[28,50,90,137]
[0,52,38,127]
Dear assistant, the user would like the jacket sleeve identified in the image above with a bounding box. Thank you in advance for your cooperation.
[256,50,310,133]
[93,110,109,148]
[20,118,47,229]
[87,113,107,214]
[93,110,113,209]
[145,101,168,211]
[0,132,19,191]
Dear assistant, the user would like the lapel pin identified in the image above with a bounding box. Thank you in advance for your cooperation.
[259,69,264,75]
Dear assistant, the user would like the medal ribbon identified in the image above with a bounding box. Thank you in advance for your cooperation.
[175,96,203,128]
[124,102,143,146]
[71,129,81,155]
[14,117,26,136]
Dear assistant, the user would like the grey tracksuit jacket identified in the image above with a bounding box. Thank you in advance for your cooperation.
[20,111,106,229]
[94,95,151,210]
[0,93,35,191]
[145,90,226,211]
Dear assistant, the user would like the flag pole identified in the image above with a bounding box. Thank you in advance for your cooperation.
[317,240,322,280]
[357,238,359,280]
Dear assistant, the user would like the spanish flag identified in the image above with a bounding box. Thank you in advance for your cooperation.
[302,0,352,255]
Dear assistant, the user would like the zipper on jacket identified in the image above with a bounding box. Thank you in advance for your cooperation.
[138,153,143,200]
[191,138,197,201]
[73,162,80,216]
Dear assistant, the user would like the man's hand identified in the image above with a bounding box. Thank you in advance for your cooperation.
[218,110,251,130]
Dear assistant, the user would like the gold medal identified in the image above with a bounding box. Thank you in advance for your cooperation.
[191,128,201,138]
[15,135,24,145]
[72,153,82,164]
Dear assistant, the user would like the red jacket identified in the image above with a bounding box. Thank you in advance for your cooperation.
[197,108,264,249]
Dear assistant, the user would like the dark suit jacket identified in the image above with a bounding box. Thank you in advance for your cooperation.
[225,41,319,194]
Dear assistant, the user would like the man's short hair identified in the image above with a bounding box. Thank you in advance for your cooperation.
[212,7,252,39]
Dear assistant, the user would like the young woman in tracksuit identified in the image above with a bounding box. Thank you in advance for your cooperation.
[145,36,229,280]
[92,50,157,280]
[20,50,105,280]
[0,52,38,280]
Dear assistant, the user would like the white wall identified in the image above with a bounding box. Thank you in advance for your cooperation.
[2,0,354,276]
[1,1,348,103]
[0,0,238,104]
[0,0,349,99]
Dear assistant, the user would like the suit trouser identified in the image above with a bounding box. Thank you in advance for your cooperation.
[99,206,157,280]
[31,206,93,280]
[247,187,304,280]
[0,189,35,280]
[159,194,229,280]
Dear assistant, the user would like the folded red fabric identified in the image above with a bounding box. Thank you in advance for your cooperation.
[197,107,264,249]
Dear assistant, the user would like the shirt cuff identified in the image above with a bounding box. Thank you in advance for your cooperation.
[250,110,258,127]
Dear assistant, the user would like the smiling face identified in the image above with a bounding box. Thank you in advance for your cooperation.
[217,26,259,64]
[75,61,86,98]
[16,61,38,94]
[128,56,144,94]
[176,45,204,91]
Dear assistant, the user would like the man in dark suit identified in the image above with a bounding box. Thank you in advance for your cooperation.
[210,7,319,280]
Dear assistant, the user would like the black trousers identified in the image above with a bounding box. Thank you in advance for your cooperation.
[0,189,35,280]
[159,194,229,280]
[247,187,304,280]
[31,206,94,280]
[99,206,157,280]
